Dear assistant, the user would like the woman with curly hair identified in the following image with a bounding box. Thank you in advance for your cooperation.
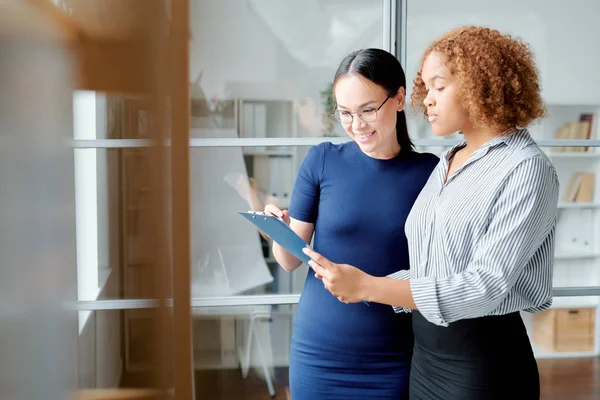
[303,26,558,399]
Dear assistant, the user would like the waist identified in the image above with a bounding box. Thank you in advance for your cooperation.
[294,284,414,354]
[412,310,531,358]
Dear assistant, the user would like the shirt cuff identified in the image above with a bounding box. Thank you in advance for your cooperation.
[387,269,410,280]
[387,270,412,313]
[392,306,413,314]
[410,276,448,327]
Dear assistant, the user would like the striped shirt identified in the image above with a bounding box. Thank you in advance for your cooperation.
[389,129,559,327]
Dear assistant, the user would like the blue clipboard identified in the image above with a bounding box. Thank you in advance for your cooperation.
[237,211,311,264]
[238,211,370,306]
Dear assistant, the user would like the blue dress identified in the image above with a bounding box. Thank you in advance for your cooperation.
[288,142,439,399]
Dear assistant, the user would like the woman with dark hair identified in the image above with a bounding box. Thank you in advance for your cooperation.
[263,48,438,399]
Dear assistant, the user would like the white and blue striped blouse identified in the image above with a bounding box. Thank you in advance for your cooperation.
[389,129,560,327]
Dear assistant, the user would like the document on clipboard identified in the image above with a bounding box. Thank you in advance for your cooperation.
[237,211,311,264]
[238,211,370,306]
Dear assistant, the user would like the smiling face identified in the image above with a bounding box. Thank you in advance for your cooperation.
[333,73,404,159]
[420,51,472,137]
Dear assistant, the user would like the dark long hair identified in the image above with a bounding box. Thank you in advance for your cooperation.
[333,48,414,152]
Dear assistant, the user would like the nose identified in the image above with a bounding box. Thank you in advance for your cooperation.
[351,114,366,130]
[423,91,435,107]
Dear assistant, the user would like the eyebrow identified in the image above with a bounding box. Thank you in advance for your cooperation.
[337,100,378,110]
[427,75,446,83]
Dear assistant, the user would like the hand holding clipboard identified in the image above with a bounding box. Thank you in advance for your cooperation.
[238,210,370,306]
[237,211,312,264]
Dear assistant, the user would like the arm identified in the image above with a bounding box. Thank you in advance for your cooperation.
[362,276,416,309]
[272,217,314,272]
[384,157,559,325]
[273,144,324,272]
[302,251,416,306]
[306,157,558,325]
[364,270,415,312]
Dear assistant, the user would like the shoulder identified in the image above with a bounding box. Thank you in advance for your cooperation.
[319,140,357,154]
[512,151,558,186]
[307,141,359,162]
[508,143,558,183]
[499,129,557,180]
[497,148,559,201]
[413,151,440,164]
[299,142,346,178]
[302,142,327,163]
[306,141,346,156]
[409,151,440,172]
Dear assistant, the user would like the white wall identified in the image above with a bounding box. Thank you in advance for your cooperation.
[405,0,600,105]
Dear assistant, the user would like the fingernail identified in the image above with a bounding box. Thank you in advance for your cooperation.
[302,248,309,254]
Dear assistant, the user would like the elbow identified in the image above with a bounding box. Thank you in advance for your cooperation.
[469,282,509,316]
[273,254,302,272]
[272,245,302,272]
[488,280,511,304]
[279,263,299,273]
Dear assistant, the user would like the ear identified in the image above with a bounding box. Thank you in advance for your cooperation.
[395,87,406,111]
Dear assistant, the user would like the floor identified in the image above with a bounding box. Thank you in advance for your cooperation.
[122,357,600,399]
[538,357,600,399]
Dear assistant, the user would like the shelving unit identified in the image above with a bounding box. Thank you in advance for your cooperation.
[238,98,298,211]
[527,103,600,359]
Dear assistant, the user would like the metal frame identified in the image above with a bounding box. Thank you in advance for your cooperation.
[396,0,407,67]
[382,0,399,56]
[76,287,600,311]
[71,138,600,149]
[382,0,393,53]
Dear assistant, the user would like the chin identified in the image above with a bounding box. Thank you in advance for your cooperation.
[431,125,456,137]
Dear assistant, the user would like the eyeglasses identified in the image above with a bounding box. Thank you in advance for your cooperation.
[333,96,390,124]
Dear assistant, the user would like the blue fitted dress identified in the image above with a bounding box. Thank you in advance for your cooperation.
[288,141,439,399]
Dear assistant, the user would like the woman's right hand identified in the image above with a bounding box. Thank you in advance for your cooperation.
[264,204,291,226]
[265,204,314,273]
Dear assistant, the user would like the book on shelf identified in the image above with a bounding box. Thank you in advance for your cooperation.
[552,113,596,152]
[562,172,595,203]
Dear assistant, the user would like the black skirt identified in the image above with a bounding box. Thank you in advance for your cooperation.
[409,310,539,400]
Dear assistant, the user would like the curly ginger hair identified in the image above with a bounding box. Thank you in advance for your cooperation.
[411,26,546,132]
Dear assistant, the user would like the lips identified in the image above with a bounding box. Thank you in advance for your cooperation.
[428,114,438,123]
[355,131,375,140]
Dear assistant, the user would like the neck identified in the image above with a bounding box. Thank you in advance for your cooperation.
[460,125,502,153]
[365,141,401,160]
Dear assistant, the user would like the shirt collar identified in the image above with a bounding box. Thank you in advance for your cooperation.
[498,128,534,149]
[441,128,533,162]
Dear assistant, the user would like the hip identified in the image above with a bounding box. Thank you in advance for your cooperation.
[293,293,414,356]
[409,310,539,399]
[412,310,532,357]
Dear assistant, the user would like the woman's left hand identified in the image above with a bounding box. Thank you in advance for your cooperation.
[302,247,370,304]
